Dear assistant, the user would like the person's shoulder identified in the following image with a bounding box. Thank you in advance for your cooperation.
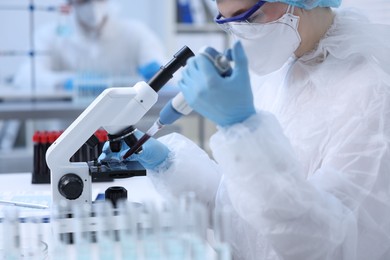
[33,23,65,45]
[324,9,390,73]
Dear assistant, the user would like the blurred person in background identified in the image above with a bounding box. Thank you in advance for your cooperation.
[14,0,166,93]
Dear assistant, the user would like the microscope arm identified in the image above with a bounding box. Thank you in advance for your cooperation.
[46,45,194,207]
[46,82,157,205]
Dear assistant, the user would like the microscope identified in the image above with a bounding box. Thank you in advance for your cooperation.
[46,46,195,207]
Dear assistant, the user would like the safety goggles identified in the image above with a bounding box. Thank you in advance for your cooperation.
[215,3,296,40]
[214,0,267,34]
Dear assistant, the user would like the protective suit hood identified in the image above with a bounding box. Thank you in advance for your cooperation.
[265,0,341,9]
[149,8,390,260]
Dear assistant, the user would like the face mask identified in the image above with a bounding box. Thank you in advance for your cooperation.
[75,1,108,29]
[233,7,301,76]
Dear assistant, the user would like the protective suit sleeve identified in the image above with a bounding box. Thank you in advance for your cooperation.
[147,133,222,209]
[14,62,73,92]
[210,110,390,259]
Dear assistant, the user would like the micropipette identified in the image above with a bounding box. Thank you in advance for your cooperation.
[122,47,233,160]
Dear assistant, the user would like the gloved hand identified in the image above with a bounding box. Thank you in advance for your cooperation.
[178,41,256,127]
[98,131,170,170]
[63,78,74,91]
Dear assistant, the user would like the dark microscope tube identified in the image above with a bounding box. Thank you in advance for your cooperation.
[105,46,194,155]
[148,46,194,92]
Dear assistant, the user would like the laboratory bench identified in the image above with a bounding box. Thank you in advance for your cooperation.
[0,172,161,258]
[0,173,223,259]
[0,172,163,205]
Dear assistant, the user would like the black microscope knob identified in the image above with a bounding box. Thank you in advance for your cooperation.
[58,174,84,200]
[109,140,121,153]
[105,186,128,207]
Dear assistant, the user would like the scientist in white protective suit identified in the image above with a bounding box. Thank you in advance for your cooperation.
[100,0,390,259]
[14,0,166,92]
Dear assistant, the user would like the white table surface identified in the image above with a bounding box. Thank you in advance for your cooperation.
[0,172,164,209]
[0,173,221,259]
[0,173,168,259]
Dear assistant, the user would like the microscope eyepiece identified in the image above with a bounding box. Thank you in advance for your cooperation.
[148,46,195,92]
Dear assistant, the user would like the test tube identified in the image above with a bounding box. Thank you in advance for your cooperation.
[179,193,210,260]
[117,201,139,260]
[20,217,48,259]
[212,206,234,260]
[32,131,41,181]
[73,203,93,259]
[50,200,71,259]
[94,201,115,260]
[139,201,162,260]
[42,131,50,177]
[153,201,184,260]
[2,207,21,259]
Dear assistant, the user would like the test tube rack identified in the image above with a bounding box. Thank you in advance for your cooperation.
[32,129,109,184]
[0,194,232,260]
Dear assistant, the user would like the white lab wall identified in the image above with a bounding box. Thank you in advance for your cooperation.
[116,0,227,56]
[112,0,176,54]
[0,1,61,87]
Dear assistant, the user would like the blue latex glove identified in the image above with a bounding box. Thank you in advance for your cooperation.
[63,78,74,91]
[98,131,170,170]
[178,41,256,127]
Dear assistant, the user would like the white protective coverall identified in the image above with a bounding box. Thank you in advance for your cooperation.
[148,9,390,260]
[14,15,166,92]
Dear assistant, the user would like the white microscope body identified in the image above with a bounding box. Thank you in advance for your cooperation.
[46,81,157,206]
[46,45,195,208]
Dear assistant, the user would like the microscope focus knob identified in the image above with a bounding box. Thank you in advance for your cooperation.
[58,174,84,200]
